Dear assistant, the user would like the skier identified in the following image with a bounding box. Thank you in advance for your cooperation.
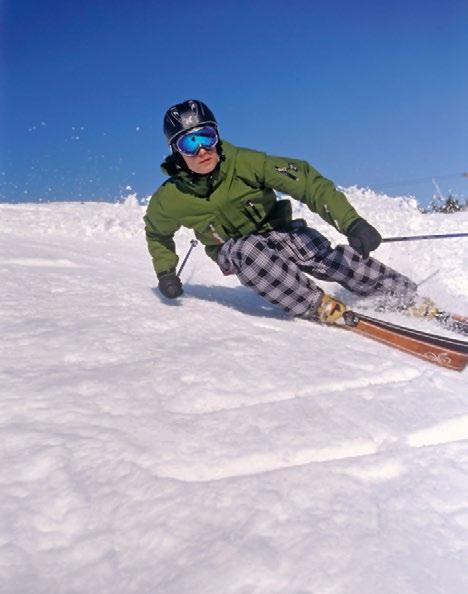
[144,99,434,324]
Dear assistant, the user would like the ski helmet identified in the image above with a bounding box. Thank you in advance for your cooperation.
[163,99,217,145]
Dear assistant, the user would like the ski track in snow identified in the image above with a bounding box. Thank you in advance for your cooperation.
[153,417,468,483]
[0,257,82,268]
[1,192,468,594]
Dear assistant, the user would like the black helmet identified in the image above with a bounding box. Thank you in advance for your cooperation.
[163,99,217,144]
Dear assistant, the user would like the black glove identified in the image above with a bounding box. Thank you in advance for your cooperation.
[346,218,382,259]
[158,271,183,299]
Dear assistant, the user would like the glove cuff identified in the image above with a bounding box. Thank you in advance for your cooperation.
[345,217,365,235]
[157,270,176,280]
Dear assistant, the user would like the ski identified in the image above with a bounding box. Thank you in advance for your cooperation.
[434,311,468,337]
[341,310,468,372]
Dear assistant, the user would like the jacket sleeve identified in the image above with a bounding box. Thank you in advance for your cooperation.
[144,196,181,277]
[260,152,360,233]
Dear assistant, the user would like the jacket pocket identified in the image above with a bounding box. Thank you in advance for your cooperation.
[243,200,267,225]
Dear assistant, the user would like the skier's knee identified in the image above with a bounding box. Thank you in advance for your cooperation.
[234,236,267,267]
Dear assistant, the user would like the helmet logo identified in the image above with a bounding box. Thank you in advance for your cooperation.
[182,114,198,128]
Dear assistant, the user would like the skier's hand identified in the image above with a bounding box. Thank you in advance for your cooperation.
[158,271,183,299]
[346,218,382,259]
[315,293,347,324]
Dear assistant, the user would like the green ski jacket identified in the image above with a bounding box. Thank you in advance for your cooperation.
[144,140,360,276]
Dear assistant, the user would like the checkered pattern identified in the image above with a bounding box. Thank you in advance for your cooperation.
[217,228,417,316]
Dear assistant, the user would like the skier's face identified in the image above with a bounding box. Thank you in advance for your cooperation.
[180,146,220,175]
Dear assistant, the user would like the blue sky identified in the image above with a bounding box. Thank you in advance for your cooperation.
[2,0,467,205]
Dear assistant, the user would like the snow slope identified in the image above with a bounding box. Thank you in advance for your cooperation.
[1,189,467,594]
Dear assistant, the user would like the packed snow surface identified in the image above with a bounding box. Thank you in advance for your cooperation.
[1,188,467,594]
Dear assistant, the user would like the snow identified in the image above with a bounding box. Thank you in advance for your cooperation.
[0,188,467,594]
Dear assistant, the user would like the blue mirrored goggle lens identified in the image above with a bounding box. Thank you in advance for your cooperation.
[176,126,218,156]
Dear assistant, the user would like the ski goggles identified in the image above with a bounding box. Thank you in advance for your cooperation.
[175,125,219,156]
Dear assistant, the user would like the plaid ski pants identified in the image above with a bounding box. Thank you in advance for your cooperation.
[217,228,417,316]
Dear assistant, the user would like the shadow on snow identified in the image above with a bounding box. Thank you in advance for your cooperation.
[151,284,290,320]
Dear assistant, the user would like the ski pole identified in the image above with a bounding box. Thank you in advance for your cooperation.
[382,232,468,243]
[417,269,440,287]
[177,239,198,277]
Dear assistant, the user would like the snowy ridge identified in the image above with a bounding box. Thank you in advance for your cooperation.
[1,188,467,594]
